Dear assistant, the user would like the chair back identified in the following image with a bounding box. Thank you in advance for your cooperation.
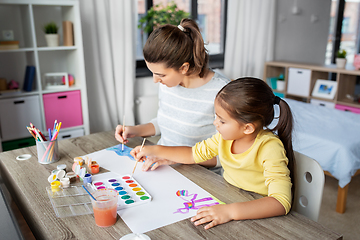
[293,151,325,222]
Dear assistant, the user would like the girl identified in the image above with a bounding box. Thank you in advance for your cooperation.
[115,18,230,169]
[131,77,294,230]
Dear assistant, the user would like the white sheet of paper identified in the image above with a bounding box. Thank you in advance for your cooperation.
[85,145,220,233]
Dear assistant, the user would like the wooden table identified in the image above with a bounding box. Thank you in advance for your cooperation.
[0,131,342,240]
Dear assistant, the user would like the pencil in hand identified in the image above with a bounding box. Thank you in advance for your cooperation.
[131,138,146,177]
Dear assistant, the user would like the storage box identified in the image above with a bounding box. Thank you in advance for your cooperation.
[43,90,83,129]
[310,99,335,109]
[287,68,311,97]
[2,137,36,151]
[335,104,360,114]
[0,95,43,141]
[56,128,84,140]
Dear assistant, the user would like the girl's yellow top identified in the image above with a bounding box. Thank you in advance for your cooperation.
[192,129,292,214]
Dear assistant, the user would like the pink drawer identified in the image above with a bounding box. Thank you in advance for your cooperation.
[335,104,360,114]
[43,90,83,129]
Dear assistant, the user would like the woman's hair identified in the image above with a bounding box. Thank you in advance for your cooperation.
[143,18,209,78]
[216,77,295,199]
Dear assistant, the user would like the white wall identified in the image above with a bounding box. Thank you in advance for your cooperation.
[274,0,331,65]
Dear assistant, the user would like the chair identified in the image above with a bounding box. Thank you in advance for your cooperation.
[292,151,325,222]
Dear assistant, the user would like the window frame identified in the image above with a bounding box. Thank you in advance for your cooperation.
[136,0,228,77]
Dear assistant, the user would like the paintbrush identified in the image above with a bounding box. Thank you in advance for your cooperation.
[131,138,146,177]
[122,115,125,152]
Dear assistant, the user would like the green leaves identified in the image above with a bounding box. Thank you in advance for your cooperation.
[336,49,347,58]
[43,22,59,34]
[138,2,190,34]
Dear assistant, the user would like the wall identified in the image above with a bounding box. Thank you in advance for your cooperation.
[274,0,331,65]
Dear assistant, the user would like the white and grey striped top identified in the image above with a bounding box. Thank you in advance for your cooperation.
[150,72,230,147]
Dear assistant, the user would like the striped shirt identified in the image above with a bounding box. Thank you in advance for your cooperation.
[150,72,230,146]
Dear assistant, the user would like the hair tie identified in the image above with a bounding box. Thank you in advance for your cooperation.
[274,96,281,105]
[178,25,184,32]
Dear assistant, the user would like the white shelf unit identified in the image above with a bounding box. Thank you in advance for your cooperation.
[263,61,360,111]
[0,0,89,151]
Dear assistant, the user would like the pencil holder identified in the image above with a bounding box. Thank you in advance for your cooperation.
[36,139,60,164]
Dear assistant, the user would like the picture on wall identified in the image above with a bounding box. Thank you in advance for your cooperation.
[312,79,338,100]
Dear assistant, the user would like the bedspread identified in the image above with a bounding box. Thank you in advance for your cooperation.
[276,99,360,188]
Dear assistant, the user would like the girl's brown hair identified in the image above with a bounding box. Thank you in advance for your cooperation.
[143,18,209,78]
[216,77,295,200]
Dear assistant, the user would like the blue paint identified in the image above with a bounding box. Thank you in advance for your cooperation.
[106,145,135,161]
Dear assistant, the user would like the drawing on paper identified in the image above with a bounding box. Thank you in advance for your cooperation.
[107,145,135,161]
[174,190,221,214]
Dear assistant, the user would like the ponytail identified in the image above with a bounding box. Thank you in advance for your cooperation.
[179,19,209,77]
[271,98,295,205]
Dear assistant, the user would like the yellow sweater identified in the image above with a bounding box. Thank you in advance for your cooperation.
[192,130,292,214]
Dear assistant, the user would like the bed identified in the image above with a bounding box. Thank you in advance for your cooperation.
[281,98,360,213]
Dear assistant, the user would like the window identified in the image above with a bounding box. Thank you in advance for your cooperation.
[325,0,360,65]
[136,0,227,77]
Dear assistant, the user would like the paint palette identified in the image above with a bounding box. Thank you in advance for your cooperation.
[92,174,152,210]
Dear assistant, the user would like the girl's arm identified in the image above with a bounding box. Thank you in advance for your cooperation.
[131,145,195,165]
[191,197,285,230]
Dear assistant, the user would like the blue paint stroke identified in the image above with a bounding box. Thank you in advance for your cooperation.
[106,144,135,161]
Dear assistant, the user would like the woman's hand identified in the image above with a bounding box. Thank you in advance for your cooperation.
[141,156,177,171]
[191,204,233,230]
[115,125,137,143]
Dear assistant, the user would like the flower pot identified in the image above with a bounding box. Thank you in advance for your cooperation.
[45,34,59,47]
[277,80,285,91]
[336,58,346,69]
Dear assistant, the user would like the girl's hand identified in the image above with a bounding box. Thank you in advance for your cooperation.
[130,145,154,162]
[191,204,232,230]
[141,156,177,171]
[115,125,137,143]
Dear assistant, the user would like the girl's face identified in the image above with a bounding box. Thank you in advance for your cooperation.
[145,61,184,88]
[213,100,246,141]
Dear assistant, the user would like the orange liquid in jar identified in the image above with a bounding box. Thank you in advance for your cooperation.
[93,204,117,227]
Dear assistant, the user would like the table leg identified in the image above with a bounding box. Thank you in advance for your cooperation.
[336,184,348,214]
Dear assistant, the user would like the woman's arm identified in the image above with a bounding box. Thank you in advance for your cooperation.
[131,145,195,165]
[191,196,285,230]
[115,123,156,143]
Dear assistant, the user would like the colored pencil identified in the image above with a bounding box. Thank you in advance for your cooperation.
[48,128,52,140]
[53,120,57,135]
[131,138,146,176]
[26,126,36,139]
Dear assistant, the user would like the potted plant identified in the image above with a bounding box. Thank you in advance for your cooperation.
[138,2,189,46]
[43,21,59,47]
[336,49,347,69]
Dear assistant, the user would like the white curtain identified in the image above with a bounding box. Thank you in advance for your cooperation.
[224,0,276,80]
[79,0,136,133]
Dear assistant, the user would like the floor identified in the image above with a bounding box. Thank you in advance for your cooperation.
[3,142,359,239]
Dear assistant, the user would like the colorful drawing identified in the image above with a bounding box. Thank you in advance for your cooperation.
[107,144,135,161]
[174,190,221,214]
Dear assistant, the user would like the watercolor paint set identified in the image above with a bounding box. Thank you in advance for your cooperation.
[91,174,152,210]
